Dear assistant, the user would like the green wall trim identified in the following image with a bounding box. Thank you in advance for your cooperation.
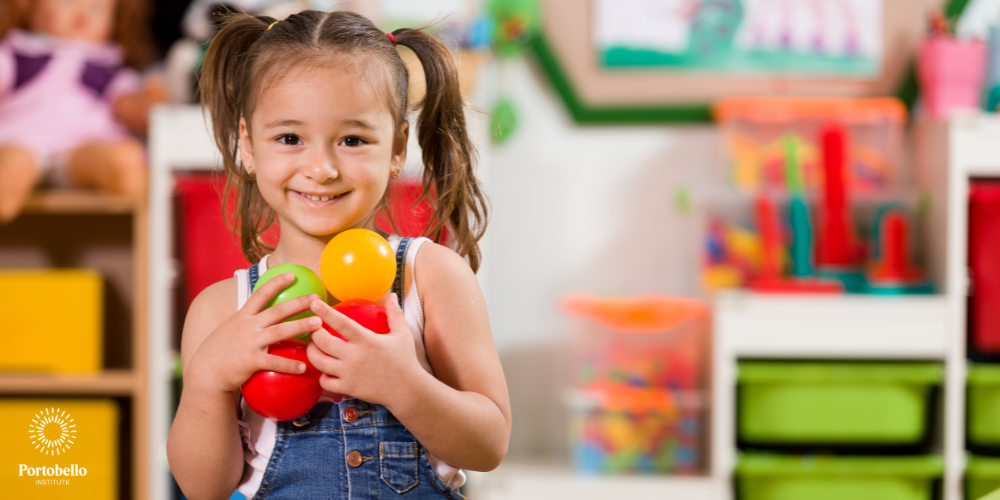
[531,0,970,124]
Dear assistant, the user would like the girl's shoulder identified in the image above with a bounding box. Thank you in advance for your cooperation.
[413,240,479,303]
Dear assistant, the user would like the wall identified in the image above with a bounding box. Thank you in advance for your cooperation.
[477,56,722,459]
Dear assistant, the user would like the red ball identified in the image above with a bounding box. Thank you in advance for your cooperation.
[322,298,390,340]
[241,339,321,421]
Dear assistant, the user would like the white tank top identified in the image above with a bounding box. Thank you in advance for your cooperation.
[233,235,466,497]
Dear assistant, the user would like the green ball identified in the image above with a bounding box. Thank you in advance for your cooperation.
[253,263,328,326]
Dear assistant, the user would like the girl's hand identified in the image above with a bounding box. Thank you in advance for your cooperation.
[186,273,324,394]
[306,294,424,406]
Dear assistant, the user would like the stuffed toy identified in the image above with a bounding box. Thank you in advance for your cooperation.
[0,0,164,223]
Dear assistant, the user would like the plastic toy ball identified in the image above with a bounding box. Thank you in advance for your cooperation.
[320,229,396,302]
[253,263,328,324]
[323,298,390,341]
[240,339,321,421]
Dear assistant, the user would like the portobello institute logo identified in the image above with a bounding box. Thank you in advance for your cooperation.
[28,408,76,456]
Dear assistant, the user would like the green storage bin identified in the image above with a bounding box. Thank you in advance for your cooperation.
[968,455,1000,500]
[738,362,943,444]
[737,453,942,500]
[969,364,1000,446]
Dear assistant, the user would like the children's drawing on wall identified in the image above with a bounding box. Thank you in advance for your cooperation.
[594,0,883,76]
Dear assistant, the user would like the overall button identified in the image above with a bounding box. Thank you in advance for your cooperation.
[343,407,359,423]
[291,413,311,427]
[347,450,364,468]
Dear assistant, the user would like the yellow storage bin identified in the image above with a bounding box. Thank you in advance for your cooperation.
[0,398,118,499]
[0,270,103,372]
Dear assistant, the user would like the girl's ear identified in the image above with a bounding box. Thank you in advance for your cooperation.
[391,120,409,171]
[239,117,254,173]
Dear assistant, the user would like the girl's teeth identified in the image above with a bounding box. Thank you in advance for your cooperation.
[303,193,335,201]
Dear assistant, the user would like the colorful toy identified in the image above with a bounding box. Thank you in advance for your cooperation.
[240,339,322,421]
[0,0,165,223]
[320,229,396,302]
[253,263,328,328]
[322,298,390,341]
[716,98,905,196]
[865,209,932,295]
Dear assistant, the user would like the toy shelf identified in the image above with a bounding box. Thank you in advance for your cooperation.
[0,187,150,499]
[0,369,136,395]
[22,189,136,215]
[716,292,950,359]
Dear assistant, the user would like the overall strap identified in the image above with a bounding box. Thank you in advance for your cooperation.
[248,262,260,292]
[392,237,414,311]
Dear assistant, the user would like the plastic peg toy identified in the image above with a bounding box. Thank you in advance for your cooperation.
[750,194,841,294]
[320,229,396,302]
[815,124,866,292]
[784,136,815,278]
[866,210,932,295]
[816,124,857,267]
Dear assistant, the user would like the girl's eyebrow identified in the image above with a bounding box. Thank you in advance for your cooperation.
[264,119,305,129]
[341,119,377,131]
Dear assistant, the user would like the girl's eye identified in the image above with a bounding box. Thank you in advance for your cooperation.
[278,134,302,146]
[341,137,364,147]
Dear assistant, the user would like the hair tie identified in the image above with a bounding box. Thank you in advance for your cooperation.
[387,32,397,46]
[267,21,279,31]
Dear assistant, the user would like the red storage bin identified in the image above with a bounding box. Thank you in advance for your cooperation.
[970,182,1000,353]
[175,174,253,309]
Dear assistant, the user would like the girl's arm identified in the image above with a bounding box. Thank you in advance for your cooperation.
[308,242,511,472]
[168,274,322,500]
[167,280,245,500]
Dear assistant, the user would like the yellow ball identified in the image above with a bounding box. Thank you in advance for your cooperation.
[320,229,397,302]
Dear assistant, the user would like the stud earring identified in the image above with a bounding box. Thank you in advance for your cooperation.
[390,166,401,179]
[246,164,255,178]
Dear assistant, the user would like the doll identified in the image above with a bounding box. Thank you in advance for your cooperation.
[0,0,164,223]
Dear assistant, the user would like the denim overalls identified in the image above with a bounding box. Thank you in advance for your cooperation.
[244,238,466,500]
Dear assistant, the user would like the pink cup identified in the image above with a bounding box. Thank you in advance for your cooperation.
[918,37,986,119]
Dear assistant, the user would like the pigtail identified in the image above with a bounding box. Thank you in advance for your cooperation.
[199,13,277,263]
[393,29,489,273]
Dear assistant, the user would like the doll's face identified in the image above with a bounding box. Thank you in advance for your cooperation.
[32,0,115,43]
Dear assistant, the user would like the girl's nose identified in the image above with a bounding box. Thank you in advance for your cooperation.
[303,149,338,182]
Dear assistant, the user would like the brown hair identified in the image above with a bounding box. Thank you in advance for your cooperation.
[200,10,489,271]
[0,0,155,69]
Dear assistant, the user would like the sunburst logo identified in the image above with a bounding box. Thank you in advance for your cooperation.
[28,408,76,456]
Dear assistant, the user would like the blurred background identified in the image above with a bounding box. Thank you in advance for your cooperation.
[8,0,1000,499]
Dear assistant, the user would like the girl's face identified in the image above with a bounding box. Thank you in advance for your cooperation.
[33,0,115,43]
[240,63,407,239]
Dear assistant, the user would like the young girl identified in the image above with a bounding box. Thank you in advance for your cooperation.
[166,10,510,500]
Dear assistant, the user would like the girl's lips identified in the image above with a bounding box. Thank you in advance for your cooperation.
[291,190,347,207]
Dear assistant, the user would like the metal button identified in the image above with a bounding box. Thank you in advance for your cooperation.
[347,450,363,468]
[343,407,359,423]
[291,413,311,427]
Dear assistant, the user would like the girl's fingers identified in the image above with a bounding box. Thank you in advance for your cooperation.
[257,294,320,325]
[243,272,296,314]
[309,300,367,342]
[261,316,321,346]
[310,323,349,357]
[318,373,346,394]
[256,352,307,375]
[382,294,408,336]
[306,342,344,375]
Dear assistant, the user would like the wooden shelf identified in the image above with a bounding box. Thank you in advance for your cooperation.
[0,369,135,395]
[22,189,135,215]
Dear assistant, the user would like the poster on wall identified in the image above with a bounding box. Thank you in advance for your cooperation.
[594,0,884,76]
